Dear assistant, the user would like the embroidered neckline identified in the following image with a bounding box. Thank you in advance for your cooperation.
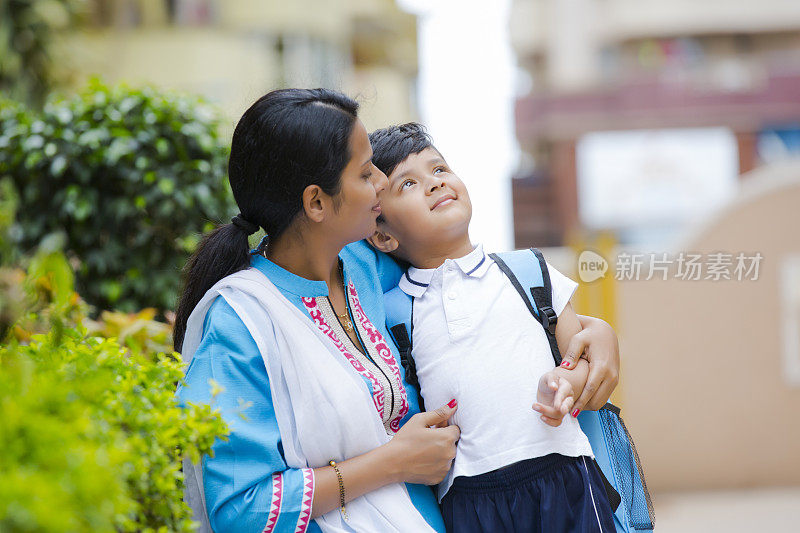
[301,280,408,434]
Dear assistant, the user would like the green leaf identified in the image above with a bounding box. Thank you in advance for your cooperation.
[50,155,67,176]
[157,177,175,195]
[2,81,233,313]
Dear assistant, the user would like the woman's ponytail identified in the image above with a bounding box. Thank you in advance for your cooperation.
[173,220,255,352]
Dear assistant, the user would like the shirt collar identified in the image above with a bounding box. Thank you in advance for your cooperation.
[399,244,490,298]
[250,253,330,297]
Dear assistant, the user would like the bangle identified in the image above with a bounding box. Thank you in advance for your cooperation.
[329,460,348,520]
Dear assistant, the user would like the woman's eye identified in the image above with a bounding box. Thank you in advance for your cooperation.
[362,172,372,180]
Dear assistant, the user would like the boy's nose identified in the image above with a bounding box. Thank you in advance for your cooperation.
[428,179,445,193]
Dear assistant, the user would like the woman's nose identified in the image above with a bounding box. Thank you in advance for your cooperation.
[372,166,388,194]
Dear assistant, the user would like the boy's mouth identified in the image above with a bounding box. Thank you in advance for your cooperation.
[431,194,456,210]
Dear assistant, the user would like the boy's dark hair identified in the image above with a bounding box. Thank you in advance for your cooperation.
[368,122,435,178]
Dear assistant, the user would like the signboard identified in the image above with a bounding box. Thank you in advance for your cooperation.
[576,127,739,243]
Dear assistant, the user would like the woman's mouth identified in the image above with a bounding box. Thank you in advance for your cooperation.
[372,203,381,213]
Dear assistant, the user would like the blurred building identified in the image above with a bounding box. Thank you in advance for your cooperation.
[510,0,800,247]
[65,0,419,130]
[514,0,800,497]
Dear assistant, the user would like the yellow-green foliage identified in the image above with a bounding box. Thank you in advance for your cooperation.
[0,329,228,532]
[0,95,230,530]
[0,238,229,532]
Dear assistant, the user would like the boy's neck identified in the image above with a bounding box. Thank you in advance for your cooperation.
[410,234,474,270]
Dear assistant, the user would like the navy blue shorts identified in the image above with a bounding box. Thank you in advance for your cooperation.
[440,454,617,533]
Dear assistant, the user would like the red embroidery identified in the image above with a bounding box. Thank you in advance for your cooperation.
[263,472,283,533]
[301,297,385,418]
[347,282,410,433]
[294,468,314,532]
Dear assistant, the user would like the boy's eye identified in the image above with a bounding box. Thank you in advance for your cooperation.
[433,166,444,174]
[400,179,415,190]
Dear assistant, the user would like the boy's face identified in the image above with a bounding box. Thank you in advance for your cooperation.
[369,147,472,262]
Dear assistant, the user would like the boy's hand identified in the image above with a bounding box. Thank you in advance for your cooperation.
[533,370,575,427]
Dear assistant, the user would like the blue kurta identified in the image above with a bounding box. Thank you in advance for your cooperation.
[176,240,443,533]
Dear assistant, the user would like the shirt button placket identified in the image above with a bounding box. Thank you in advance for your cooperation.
[444,267,470,339]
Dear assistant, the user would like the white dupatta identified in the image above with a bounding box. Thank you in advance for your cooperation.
[181,268,434,532]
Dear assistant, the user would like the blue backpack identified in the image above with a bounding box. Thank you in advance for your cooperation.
[384,248,655,532]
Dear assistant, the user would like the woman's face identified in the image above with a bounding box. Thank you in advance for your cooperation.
[327,119,388,244]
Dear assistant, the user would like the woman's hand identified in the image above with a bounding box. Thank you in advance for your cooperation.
[560,315,620,412]
[310,401,459,518]
[384,401,460,485]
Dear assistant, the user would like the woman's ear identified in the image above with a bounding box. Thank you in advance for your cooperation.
[367,228,400,253]
[302,184,326,223]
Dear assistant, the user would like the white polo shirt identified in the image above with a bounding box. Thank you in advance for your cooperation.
[399,244,594,500]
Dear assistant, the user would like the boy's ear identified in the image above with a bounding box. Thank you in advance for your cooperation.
[367,228,400,254]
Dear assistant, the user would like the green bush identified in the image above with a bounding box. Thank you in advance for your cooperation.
[0,80,235,314]
[0,329,229,533]
[0,248,229,532]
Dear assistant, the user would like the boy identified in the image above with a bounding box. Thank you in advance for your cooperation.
[367,123,617,532]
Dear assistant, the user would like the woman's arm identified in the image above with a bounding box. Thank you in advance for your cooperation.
[178,297,458,530]
[541,261,620,412]
[178,298,315,532]
[563,314,620,411]
[548,307,620,413]
[534,302,621,423]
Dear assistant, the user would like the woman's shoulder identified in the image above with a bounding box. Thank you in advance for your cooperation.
[178,295,267,405]
[200,294,261,353]
[343,240,403,292]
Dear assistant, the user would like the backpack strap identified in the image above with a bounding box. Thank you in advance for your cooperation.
[489,248,562,366]
[384,286,424,411]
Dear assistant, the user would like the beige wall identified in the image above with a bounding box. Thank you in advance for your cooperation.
[65,0,419,131]
[348,66,416,131]
[619,164,800,489]
[65,29,280,125]
[511,0,800,91]
[512,0,800,57]
[546,163,800,491]
[617,164,800,491]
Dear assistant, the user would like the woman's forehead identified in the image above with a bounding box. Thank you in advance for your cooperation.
[348,119,373,163]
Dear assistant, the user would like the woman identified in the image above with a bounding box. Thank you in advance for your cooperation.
[174,88,620,532]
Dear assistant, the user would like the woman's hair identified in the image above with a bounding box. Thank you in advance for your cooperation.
[173,88,359,352]
[368,122,434,178]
